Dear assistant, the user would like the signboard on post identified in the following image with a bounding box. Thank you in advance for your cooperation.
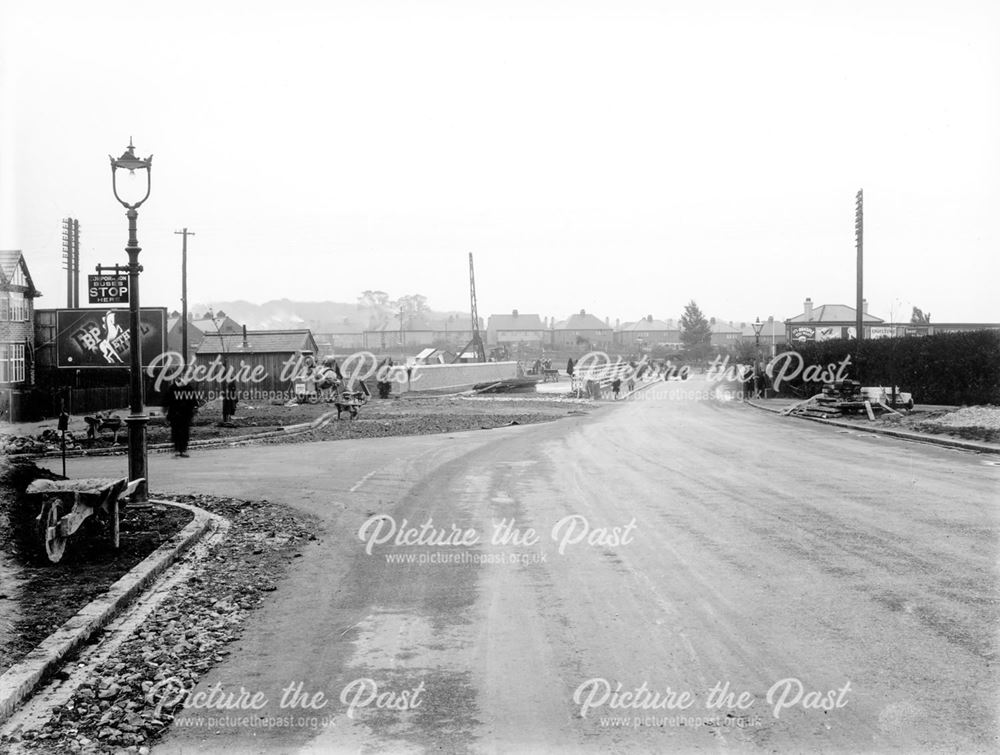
[88,274,129,304]
[791,326,815,342]
[55,308,167,368]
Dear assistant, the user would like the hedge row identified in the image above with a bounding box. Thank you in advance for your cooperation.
[766,330,1000,406]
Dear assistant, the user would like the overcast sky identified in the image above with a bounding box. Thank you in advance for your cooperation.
[2,0,998,326]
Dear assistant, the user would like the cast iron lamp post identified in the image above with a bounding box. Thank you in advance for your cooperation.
[109,139,153,502]
[752,317,764,399]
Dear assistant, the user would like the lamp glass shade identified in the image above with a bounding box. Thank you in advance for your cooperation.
[113,168,150,206]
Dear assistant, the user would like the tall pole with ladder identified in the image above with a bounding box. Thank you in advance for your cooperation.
[467,253,486,362]
[62,218,80,307]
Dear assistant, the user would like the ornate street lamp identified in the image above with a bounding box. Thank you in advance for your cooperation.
[109,139,153,502]
[752,316,764,399]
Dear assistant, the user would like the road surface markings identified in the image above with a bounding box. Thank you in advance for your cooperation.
[350,471,377,492]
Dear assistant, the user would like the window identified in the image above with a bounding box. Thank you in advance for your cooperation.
[0,294,7,321]
[8,292,27,321]
[0,343,26,383]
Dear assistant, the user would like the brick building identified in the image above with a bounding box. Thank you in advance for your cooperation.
[786,297,884,341]
[1,250,41,419]
[551,310,613,350]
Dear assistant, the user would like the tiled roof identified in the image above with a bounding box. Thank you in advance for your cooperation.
[190,315,242,334]
[488,313,545,330]
[196,329,317,355]
[710,321,742,334]
[619,317,673,332]
[0,250,39,295]
[556,312,609,331]
[787,304,884,324]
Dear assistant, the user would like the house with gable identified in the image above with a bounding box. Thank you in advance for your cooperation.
[709,320,742,347]
[166,311,243,365]
[1,250,41,418]
[615,315,679,350]
[786,297,884,342]
[551,309,614,350]
[486,310,547,347]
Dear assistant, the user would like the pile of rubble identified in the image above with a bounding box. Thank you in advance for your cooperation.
[909,405,1000,444]
[0,435,52,456]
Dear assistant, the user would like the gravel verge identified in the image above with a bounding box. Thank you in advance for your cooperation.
[0,494,319,754]
[899,405,1000,444]
[260,396,591,446]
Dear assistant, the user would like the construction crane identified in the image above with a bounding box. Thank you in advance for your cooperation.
[456,252,487,363]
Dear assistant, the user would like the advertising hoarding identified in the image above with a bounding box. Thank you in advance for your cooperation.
[55,308,167,368]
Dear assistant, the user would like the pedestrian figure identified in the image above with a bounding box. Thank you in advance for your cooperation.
[612,377,622,400]
[627,377,635,393]
[163,378,199,457]
[377,357,393,399]
[222,377,239,424]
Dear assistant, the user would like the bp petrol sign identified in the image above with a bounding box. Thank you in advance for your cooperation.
[54,308,166,368]
[88,274,129,304]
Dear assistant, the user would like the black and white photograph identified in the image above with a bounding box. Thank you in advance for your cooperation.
[1,1,998,752]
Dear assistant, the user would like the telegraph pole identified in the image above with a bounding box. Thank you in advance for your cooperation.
[855,189,863,343]
[62,218,80,307]
[854,189,864,381]
[174,228,195,369]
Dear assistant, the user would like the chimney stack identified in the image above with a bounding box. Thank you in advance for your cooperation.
[242,324,249,350]
[804,297,813,320]
[862,298,868,315]
[512,309,518,318]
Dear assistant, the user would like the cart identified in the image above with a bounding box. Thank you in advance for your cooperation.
[25,477,144,563]
[333,386,368,419]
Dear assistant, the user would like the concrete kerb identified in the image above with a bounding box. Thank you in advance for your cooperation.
[745,399,1000,455]
[0,499,222,724]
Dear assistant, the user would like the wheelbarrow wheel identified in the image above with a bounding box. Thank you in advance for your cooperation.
[39,496,68,563]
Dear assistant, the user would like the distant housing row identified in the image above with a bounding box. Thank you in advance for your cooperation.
[172,309,778,355]
[3,247,999,419]
[227,300,1000,356]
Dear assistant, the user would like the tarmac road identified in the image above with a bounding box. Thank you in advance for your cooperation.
[47,380,999,753]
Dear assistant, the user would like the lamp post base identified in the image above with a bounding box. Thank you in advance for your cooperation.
[125,414,149,503]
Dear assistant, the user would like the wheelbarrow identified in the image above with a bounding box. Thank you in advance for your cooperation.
[25,477,144,563]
